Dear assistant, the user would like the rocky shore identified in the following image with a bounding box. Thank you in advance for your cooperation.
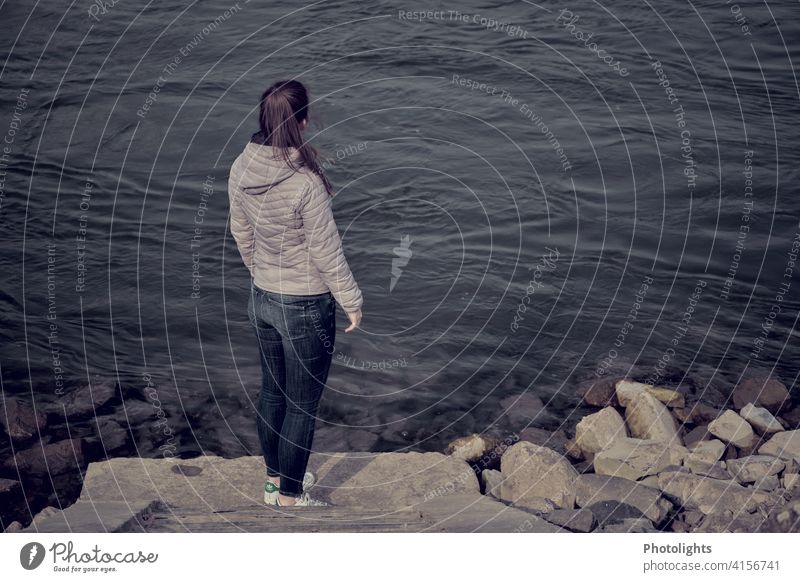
[3,373,800,532]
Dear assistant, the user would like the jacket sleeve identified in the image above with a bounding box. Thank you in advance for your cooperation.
[298,177,363,313]
[228,161,255,274]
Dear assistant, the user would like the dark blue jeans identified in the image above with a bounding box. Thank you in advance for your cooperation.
[248,282,336,496]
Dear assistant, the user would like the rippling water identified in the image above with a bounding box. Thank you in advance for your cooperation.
[1,0,798,457]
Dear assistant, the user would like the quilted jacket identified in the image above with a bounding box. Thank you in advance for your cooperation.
[228,142,363,313]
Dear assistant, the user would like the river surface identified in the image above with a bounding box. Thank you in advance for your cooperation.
[1,0,799,457]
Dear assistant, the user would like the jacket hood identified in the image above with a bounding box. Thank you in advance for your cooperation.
[237,141,303,193]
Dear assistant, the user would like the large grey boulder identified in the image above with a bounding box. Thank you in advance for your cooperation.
[79,452,480,511]
[500,442,578,509]
[740,403,784,435]
[594,437,688,481]
[625,392,680,443]
[574,473,671,523]
[726,455,785,484]
[658,469,777,514]
[708,410,757,448]
[759,430,800,461]
[574,407,627,456]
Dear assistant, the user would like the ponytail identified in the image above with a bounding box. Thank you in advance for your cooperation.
[244,80,333,196]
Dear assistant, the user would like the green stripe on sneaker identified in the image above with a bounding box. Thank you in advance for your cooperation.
[265,481,279,493]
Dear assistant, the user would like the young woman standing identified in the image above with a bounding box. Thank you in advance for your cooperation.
[228,80,363,506]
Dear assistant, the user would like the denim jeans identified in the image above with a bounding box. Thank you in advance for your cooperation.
[247,281,336,496]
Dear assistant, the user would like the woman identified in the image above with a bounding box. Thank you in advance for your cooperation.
[228,80,363,507]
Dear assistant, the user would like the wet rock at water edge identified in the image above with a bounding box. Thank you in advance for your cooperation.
[576,377,619,408]
[0,399,48,443]
[732,376,791,414]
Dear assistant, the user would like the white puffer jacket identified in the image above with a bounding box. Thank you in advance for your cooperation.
[228,142,363,313]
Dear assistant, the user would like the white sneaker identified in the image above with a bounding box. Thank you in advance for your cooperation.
[264,471,316,505]
[277,491,328,507]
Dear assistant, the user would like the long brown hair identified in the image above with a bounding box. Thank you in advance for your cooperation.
[244,79,333,196]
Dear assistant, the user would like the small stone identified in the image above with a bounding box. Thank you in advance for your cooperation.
[615,379,649,407]
[518,427,569,456]
[576,378,619,408]
[673,402,720,424]
[543,508,595,532]
[646,387,685,409]
[686,461,732,480]
[682,425,710,448]
[708,410,757,448]
[575,407,628,456]
[685,439,726,465]
[481,469,503,498]
[445,434,500,465]
[4,438,87,475]
[726,455,785,484]
[4,521,23,532]
[62,379,119,418]
[782,473,799,491]
[0,399,47,443]
[740,403,784,435]
[500,442,578,509]
[594,437,688,481]
[564,438,584,461]
[752,475,780,492]
[500,393,546,425]
[625,392,681,443]
[733,376,791,413]
[758,430,800,461]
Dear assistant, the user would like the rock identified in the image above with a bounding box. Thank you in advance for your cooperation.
[625,392,681,443]
[614,379,685,408]
[564,438,584,461]
[80,452,479,511]
[780,406,800,430]
[519,427,569,456]
[510,495,557,514]
[0,399,47,443]
[684,439,726,468]
[759,430,800,461]
[85,417,130,459]
[445,434,500,465]
[500,392,546,425]
[576,377,619,408]
[740,403,784,435]
[783,473,799,491]
[4,438,87,476]
[62,379,119,419]
[708,410,757,448]
[673,402,720,424]
[686,461,732,480]
[733,376,791,413]
[500,442,578,509]
[574,407,628,456]
[594,437,688,481]
[599,517,657,532]
[658,470,775,514]
[542,508,595,532]
[4,521,23,532]
[697,509,770,532]
[481,469,503,498]
[574,473,671,523]
[682,425,710,448]
[638,475,660,489]
[752,475,780,492]
[761,498,800,532]
[0,478,26,529]
[726,455,785,484]
[615,380,649,407]
[647,387,685,409]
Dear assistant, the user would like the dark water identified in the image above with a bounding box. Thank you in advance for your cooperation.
[1,0,799,457]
